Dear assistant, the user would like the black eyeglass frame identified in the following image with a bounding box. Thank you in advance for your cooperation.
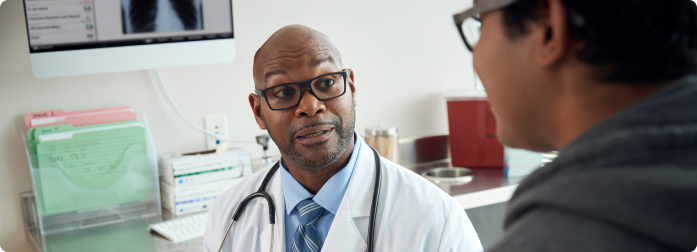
[454,0,518,52]
[254,69,349,111]
[453,0,585,52]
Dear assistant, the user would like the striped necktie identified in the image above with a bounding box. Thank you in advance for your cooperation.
[292,198,325,252]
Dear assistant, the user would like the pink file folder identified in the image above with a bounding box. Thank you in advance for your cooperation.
[24,106,137,132]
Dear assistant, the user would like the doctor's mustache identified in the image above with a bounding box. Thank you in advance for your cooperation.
[287,117,344,145]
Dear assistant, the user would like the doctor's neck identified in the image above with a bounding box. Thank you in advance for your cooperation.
[283,138,355,194]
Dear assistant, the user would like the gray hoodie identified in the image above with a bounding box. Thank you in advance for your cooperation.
[489,76,697,251]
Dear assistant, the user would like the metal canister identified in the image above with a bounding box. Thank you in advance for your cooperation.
[541,151,559,167]
[364,125,399,162]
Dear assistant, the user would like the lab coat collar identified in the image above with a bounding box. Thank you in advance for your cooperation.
[321,134,374,251]
[344,133,378,218]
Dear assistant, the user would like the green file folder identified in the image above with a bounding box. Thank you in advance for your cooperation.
[30,122,152,216]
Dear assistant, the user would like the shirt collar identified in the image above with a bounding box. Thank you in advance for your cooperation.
[280,131,362,215]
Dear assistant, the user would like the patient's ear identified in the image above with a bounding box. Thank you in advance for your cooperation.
[249,94,266,129]
[534,0,573,67]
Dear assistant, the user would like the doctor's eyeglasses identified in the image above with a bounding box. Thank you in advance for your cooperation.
[255,69,349,111]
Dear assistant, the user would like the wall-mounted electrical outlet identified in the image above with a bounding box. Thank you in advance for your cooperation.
[204,114,229,150]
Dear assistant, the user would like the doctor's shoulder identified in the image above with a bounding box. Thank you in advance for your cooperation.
[378,157,462,216]
[203,163,275,251]
[377,157,483,251]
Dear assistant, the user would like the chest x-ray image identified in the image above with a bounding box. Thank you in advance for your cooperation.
[121,0,203,34]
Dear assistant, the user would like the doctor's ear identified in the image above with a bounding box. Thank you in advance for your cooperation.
[249,93,267,130]
[347,69,357,107]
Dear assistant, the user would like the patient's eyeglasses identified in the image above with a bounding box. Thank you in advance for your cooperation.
[255,69,349,111]
[454,0,518,52]
[454,0,585,52]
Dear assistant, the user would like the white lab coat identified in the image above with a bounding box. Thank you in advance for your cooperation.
[203,137,483,252]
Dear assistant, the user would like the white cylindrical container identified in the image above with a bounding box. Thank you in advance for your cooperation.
[364,125,399,163]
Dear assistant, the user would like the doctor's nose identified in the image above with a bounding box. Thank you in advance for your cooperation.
[295,88,326,118]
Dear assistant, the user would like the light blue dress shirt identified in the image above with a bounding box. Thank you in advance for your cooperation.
[280,132,361,252]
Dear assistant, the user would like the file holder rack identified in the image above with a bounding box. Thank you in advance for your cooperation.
[21,111,162,236]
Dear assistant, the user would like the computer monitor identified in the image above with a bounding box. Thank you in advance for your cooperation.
[22,0,235,78]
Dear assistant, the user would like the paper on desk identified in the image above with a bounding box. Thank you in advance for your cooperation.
[31,122,151,216]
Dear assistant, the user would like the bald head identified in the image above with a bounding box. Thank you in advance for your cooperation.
[253,25,344,89]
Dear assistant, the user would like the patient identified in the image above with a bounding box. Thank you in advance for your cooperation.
[452,0,697,251]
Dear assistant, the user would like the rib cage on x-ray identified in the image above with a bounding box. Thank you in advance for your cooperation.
[121,0,203,34]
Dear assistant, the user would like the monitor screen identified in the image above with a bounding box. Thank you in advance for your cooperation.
[23,0,235,78]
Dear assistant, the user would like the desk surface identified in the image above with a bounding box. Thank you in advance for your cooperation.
[402,159,524,210]
[24,156,529,252]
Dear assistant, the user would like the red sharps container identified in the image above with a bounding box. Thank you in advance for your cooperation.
[444,90,504,168]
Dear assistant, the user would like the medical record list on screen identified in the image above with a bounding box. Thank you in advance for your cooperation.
[23,0,234,53]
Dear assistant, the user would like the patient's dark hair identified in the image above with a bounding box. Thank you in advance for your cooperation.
[502,0,697,83]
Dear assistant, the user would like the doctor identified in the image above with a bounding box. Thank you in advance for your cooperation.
[203,25,483,252]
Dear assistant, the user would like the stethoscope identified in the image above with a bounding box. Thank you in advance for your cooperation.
[218,146,383,252]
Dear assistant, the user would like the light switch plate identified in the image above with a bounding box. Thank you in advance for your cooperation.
[204,114,228,150]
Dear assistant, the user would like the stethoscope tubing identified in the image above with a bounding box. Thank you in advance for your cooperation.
[217,221,274,252]
[218,146,382,252]
[366,146,381,252]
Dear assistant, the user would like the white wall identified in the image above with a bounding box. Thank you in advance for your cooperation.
[0,0,474,250]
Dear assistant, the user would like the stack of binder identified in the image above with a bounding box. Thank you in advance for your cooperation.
[23,106,155,218]
[159,150,252,215]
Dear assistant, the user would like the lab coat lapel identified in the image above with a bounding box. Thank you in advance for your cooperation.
[258,166,286,252]
[321,137,377,252]
[320,195,368,252]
